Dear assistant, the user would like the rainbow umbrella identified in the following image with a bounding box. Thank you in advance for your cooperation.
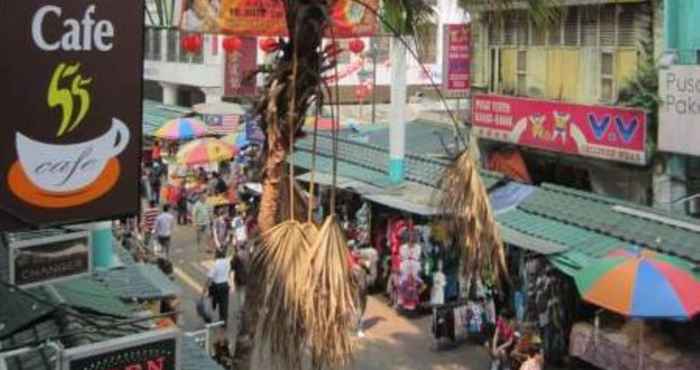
[575,247,700,319]
[176,138,236,166]
[155,118,208,140]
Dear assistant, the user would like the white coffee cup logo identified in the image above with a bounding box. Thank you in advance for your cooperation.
[16,118,130,194]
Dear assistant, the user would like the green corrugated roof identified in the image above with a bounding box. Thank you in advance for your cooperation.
[143,99,191,136]
[52,277,133,317]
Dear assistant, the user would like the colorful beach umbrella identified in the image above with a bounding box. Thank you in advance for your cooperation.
[176,138,236,166]
[154,118,208,140]
[575,247,700,319]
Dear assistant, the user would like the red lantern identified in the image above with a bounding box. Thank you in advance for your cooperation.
[349,38,365,54]
[181,34,203,54]
[222,36,243,53]
[259,38,280,54]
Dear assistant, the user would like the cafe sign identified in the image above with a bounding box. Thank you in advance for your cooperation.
[9,231,91,288]
[472,94,648,165]
[0,1,143,231]
[63,328,180,370]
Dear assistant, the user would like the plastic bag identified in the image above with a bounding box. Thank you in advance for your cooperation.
[196,296,213,323]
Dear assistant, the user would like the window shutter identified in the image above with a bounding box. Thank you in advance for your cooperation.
[618,4,637,47]
[600,5,615,46]
[548,18,562,46]
[516,11,530,45]
[581,6,598,47]
[564,7,579,46]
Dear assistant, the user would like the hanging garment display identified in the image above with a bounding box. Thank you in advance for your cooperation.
[430,268,447,306]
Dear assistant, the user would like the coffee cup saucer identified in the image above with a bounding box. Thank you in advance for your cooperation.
[8,158,120,208]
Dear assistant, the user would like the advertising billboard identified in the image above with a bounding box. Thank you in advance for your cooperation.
[0,1,144,230]
[659,66,700,156]
[472,94,647,165]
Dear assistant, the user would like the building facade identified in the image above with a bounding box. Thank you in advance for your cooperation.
[469,0,660,205]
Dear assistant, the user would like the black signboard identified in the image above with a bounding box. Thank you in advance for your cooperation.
[64,329,180,370]
[9,231,91,288]
[0,0,144,231]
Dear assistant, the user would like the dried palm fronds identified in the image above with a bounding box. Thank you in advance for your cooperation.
[251,220,315,370]
[306,215,358,369]
[439,150,507,285]
[277,174,310,224]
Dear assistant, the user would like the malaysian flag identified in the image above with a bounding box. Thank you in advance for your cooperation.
[207,114,240,136]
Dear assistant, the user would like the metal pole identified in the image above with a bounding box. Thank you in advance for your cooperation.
[371,41,378,125]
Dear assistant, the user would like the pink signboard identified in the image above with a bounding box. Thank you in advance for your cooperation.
[224,38,257,97]
[472,94,647,165]
[442,24,470,92]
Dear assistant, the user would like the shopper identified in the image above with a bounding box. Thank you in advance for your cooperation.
[491,309,517,370]
[212,208,230,253]
[153,204,175,259]
[193,194,212,251]
[231,243,249,334]
[518,342,544,370]
[141,200,160,247]
[231,206,248,249]
[206,249,232,327]
[149,164,162,204]
[176,184,189,225]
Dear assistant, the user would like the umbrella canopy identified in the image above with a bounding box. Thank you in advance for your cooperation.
[221,131,250,149]
[154,118,208,140]
[575,247,700,319]
[176,138,236,166]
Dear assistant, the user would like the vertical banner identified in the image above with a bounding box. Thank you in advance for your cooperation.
[218,0,378,37]
[224,38,258,97]
[442,23,471,93]
[0,0,144,231]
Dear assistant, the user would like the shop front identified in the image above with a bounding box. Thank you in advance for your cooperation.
[472,94,652,204]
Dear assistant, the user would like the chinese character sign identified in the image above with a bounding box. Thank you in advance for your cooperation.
[217,0,378,37]
[443,24,470,92]
[472,95,647,165]
[0,1,143,231]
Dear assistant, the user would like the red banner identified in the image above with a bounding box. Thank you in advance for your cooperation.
[442,24,470,92]
[472,95,647,165]
[224,38,258,97]
[218,0,378,37]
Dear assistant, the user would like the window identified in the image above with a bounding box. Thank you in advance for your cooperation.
[564,7,579,46]
[488,17,502,45]
[532,21,546,46]
[601,52,614,101]
[548,17,562,46]
[581,6,598,46]
[618,4,637,47]
[504,13,516,45]
[516,11,530,45]
[517,50,527,96]
[418,23,438,64]
[599,5,615,46]
[167,29,178,62]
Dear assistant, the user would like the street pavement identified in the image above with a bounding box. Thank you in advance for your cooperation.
[166,222,491,370]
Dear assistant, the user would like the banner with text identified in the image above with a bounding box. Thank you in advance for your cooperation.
[218,0,378,37]
[0,0,143,231]
[659,66,700,156]
[442,24,470,93]
[224,37,258,97]
[472,95,647,165]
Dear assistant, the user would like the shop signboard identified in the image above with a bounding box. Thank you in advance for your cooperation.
[8,231,91,288]
[472,94,647,165]
[659,65,700,156]
[63,328,180,370]
[442,24,470,93]
[224,38,258,97]
[217,0,379,37]
[0,1,144,231]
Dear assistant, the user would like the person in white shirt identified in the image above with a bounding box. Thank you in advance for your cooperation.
[206,249,233,326]
[154,204,176,259]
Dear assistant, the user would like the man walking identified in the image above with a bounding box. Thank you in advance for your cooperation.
[193,194,212,251]
[153,204,175,259]
[206,249,233,327]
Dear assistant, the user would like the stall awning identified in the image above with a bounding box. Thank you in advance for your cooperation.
[500,226,569,255]
[364,182,441,216]
[295,172,382,195]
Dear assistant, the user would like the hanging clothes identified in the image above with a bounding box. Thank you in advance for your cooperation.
[430,270,447,306]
